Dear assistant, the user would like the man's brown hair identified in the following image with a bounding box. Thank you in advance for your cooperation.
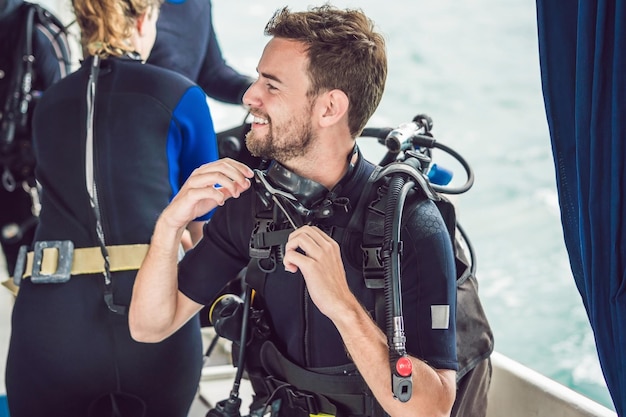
[265,5,387,138]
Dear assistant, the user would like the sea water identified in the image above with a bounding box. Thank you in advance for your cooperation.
[207,0,615,410]
[24,0,615,411]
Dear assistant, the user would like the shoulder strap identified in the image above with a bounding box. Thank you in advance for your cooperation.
[29,2,72,76]
[244,192,293,298]
[357,164,457,330]
[346,165,388,329]
[345,165,384,234]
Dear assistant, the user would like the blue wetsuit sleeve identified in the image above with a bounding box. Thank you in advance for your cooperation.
[167,85,219,220]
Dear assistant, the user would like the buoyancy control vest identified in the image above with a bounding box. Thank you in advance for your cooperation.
[207,115,494,417]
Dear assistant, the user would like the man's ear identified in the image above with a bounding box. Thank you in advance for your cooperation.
[317,89,349,128]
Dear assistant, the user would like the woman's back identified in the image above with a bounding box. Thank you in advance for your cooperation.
[33,56,217,247]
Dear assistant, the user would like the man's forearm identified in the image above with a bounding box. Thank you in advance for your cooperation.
[129,158,254,342]
[333,301,456,417]
[129,217,189,342]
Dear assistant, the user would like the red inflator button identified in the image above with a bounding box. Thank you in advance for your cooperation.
[395,357,413,377]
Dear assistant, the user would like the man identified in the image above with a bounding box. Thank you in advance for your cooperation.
[130,6,457,417]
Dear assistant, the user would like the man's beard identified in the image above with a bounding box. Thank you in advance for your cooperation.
[246,116,315,162]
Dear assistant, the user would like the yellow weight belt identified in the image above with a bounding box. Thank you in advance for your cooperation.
[1,243,149,296]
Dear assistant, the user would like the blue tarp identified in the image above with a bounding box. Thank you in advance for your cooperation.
[536,1,625,414]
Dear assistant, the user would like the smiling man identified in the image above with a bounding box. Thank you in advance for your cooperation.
[130,6,458,417]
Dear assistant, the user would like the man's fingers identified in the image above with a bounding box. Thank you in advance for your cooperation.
[285,226,335,259]
[183,159,253,198]
[193,158,254,186]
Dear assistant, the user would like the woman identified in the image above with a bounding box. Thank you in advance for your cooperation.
[5,0,216,415]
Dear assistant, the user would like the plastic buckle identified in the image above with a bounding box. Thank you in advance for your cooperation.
[285,388,319,415]
[250,218,274,259]
[361,245,384,289]
[30,240,74,284]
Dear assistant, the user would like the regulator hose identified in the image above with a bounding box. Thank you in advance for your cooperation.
[382,157,424,403]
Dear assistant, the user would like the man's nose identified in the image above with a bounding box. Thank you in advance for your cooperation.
[242,80,261,108]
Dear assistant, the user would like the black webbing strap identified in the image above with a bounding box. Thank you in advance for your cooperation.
[246,199,286,298]
[252,229,293,252]
[344,165,388,330]
[260,341,380,417]
[246,222,293,299]
[244,257,269,299]
[364,198,389,333]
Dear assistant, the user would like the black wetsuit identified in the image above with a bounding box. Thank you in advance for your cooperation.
[6,56,218,417]
[147,0,253,104]
[178,154,458,414]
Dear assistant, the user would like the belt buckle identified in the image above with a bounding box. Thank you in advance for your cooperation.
[31,240,74,284]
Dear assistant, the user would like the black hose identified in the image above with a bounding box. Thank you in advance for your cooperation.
[382,170,415,358]
[230,284,252,399]
[382,171,415,403]
[383,175,403,350]
[429,141,475,194]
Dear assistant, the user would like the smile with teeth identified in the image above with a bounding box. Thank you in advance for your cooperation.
[252,116,269,125]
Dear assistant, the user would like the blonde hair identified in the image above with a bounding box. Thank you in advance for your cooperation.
[72,0,162,57]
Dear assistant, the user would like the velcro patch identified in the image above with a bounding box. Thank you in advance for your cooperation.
[431,305,450,329]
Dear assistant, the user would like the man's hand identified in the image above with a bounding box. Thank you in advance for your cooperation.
[161,158,254,233]
[283,225,355,320]
[283,225,456,417]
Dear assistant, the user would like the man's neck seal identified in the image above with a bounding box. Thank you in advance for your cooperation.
[265,162,328,208]
[253,146,358,227]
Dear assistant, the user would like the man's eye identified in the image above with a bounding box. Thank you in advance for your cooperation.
[266,83,278,91]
